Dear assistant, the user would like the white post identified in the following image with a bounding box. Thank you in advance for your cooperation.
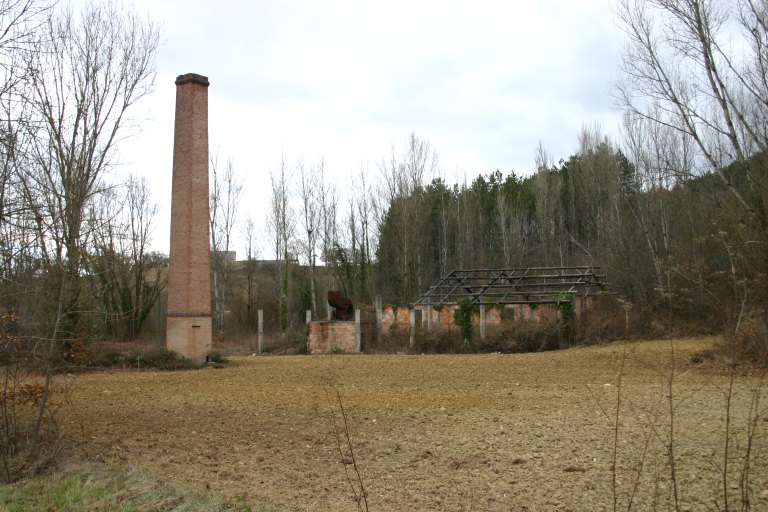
[355,309,362,353]
[305,310,312,325]
[258,309,264,354]
[426,304,433,333]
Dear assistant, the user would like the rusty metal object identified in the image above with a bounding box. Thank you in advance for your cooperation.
[327,290,353,320]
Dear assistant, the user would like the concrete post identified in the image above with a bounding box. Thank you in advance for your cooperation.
[355,309,362,353]
[480,303,487,342]
[375,296,382,343]
[166,73,212,365]
[426,304,433,333]
[258,309,264,354]
[305,310,312,325]
[326,301,333,321]
[409,308,416,348]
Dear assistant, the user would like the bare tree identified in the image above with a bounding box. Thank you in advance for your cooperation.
[533,165,564,267]
[568,124,626,262]
[267,154,295,333]
[616,0,768,338]
[377,132,438,303]
[495,183,520,268]
[0,0,53,98]
[317,169,338,316]
[88,176,164,340]
[318,166,338,268]
[0,0,54,318]
[240,216,259,332]
[620,110,695,294]
[23,0,158,325]
[210,155,243,333]
[355,167,376,301]
[435,179,454,277]
[20,0,159,438]
[298,157,322,316]
[615,0,768,229]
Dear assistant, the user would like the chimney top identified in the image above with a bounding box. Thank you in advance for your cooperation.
[175,73,209,87]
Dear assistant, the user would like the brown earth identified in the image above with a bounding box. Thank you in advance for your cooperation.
[61,337,768,511]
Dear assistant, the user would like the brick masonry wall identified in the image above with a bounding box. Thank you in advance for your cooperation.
[377,298,595,337]
[473,307,502,325]
[508,304,558,322]
[308,321,357,354]
[416,306,501,329]
[380,306,411,336]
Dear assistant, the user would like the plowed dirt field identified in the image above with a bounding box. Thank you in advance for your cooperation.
[62,337,767,511]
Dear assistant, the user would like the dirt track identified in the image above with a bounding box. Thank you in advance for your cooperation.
[62,337,768,511]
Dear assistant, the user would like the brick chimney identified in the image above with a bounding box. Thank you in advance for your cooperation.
[166,73,212,364]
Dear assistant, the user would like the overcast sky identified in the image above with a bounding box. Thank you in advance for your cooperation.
[114,0,626,257]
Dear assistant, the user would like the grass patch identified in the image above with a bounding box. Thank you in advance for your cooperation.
[0,463,269,511]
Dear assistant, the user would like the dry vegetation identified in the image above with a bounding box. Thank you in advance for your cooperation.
[58,337,766,511]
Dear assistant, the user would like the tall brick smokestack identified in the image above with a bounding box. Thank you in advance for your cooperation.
[166,73,212,364]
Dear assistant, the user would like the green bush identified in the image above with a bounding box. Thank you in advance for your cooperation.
[209,352,228,364]
[555,293,575,322]
[135,349,195,371]
[454,299,476,346]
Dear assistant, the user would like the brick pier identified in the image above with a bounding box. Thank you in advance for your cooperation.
[308,321,357,354]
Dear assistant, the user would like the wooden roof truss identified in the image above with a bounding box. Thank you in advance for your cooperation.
[412,267,606,307]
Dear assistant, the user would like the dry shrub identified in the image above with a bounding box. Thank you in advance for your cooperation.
[0,314,63,483]
[409,321,561,354]
[264,324,309,354]
[364,330,410,354]
[64,339,89,366]
[722,308,768,366]
[473,326,511,353]
[4,393,62,481]
[478,321,560,353]
[576,293,627,342]
[411,329,465,354]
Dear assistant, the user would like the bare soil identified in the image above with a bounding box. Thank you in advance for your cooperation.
[61,337,768,511]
